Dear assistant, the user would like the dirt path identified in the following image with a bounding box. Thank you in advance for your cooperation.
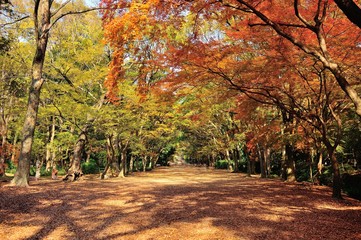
[1,166,360,240]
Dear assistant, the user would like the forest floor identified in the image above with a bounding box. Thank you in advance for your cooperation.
[0,166,361,240]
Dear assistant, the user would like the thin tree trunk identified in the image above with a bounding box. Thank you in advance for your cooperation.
[225,149,233,172]
[45,116,56,171]
[35,157,43,180]
[0,134,6,176]
[243,146,251,177]
[101,163,109,180]
[317,152,323,175]
[257,144,266,178]
[309,148,315,182]
[233,148,239,173]
[148,157,152,169]
[134,156,138,171]
[142,155,146,172]
[118,149,125,178]
[85,150,91,163]
[153,155,160,169]
[129,155,134,174]
[263,147,271,177]
[122,149,127,176]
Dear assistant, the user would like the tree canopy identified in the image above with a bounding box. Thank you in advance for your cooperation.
[0,0,360,200]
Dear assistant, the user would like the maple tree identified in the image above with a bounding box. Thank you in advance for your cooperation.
[100,0,361,198]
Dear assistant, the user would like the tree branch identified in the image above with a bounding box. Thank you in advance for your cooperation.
[334,0,361,29]
[43,7,107,38]
[0,15,30,27]
[51,0,71,17]
[249,22,307,28]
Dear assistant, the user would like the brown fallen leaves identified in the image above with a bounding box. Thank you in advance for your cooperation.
[0,166,360,240]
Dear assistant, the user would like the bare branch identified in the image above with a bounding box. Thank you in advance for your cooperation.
[249,22,307,28]
[0,15,30,27]
[294,0,316,30]
[43,7,107,37]
[51,0,71,17]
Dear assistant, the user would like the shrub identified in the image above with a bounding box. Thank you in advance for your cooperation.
[319,166,333,186]
[57,168,67,176]
[81,159,99,174]
[29,166,52,177]
[214,160,229,169]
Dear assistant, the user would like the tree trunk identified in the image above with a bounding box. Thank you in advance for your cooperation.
[35,157,43,180]
[11,77,45,186]
[134,156,139,171]
[326,146,342,199]
[0,134,6,176]
[45,116,56,171]
[101,163,109,180]
[142,155,146,172]
[334,0,361,29]
[0,66,14,176]
[148,157,153,169]
[225,149,233,172]
[309,148,315,182]
[257,144,266,178]
[282,143,296,182]
[118,149,126,178]
[64,125,88,181]
[129,155,134,174]
[243,146,251,177]
[85,150,91,163]
[71,131,86,174]
[123,149,128,176]
[10,132,18,164]
[233,148,239,173]
[263,147,271,178]
[11,0,50,187]
[317,152,323,175]
[152,154,158,169]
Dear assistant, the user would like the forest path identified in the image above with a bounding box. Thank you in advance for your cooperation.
[0,166,360,240]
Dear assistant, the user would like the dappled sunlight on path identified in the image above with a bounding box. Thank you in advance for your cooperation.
[1,166,360,239]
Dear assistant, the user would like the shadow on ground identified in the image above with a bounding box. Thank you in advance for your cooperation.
[0,166,360,240]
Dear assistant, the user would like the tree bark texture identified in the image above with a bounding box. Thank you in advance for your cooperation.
[64,126,88,181]
[11,0,50,186]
